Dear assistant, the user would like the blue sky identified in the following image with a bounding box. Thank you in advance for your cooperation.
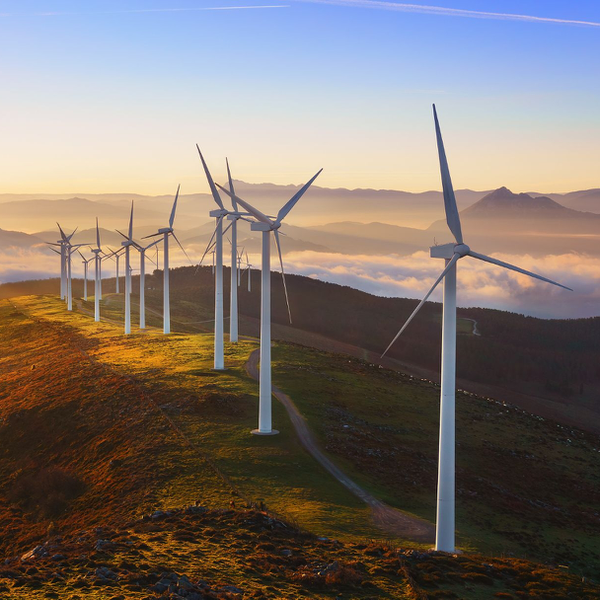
[0,0,599,193]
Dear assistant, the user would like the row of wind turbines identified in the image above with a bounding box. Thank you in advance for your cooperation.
[49,106,571,555]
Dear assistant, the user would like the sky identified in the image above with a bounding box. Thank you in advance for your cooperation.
[0,0,599,194]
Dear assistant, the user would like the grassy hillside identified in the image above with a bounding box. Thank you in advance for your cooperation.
[1,294,599,598]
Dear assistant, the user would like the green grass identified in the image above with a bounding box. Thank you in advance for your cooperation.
[269,343,600,576]
[8,295,382,544]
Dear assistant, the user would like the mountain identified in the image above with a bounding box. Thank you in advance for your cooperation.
[0,197,176,234]
[461,186,593,219]
[0,228,46,250]
[538,188,600,213]
[426,187,600,255]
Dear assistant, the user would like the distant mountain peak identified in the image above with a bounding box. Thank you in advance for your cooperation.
[463,187,574,216]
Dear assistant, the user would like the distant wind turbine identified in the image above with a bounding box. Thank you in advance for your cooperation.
[143,185,188,334]
[92,218,102,322]
[217,168,323,434]
[77,250,93,301]
[382,105,572,553]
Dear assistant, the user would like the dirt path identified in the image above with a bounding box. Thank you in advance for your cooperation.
[462,318,481,336]
[245,348,434,544]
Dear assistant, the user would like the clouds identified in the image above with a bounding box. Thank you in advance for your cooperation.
[276,250,598,318]
[2,245,599,319]
[294,0,600,28]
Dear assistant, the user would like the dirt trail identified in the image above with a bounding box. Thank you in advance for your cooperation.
[245,348,434,544]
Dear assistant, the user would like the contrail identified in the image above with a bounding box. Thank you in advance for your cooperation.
[0,6,289,17]
[293,0,600,28]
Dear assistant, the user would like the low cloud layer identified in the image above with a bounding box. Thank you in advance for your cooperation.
[277,250,600,319]
[2,246,599,319]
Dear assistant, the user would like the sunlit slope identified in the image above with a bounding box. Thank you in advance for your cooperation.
[0,296,378,548]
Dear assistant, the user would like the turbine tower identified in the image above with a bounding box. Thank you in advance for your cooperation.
[143,185,187,334]
[383,105,571,553]
[218,168,322,435]
[119,201,135,335]
[77,250,93,301]
[92,218,102,322]
[197,148,248,366]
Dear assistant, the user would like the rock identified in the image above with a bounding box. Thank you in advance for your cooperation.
[281,549,292,557]
[220,585,244,594]
[21,545,49,561]
[51,554,66,561]
[151,511,166,521]
[95,540,114,551]
[95,566,118,580]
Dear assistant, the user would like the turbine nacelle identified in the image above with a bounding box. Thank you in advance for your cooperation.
[251,221,279,232]
[210,208,229,219]
[158,227,173,234]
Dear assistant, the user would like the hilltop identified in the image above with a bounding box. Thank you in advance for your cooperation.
[1,294,599,599]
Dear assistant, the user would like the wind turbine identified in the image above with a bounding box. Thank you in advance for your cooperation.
[217,168,323,435]
[143,185,187,334]
[77,250,93,301]
[382,105,571,553]
[244,251,252,292]
[118,201,135,335]
[105,246,125,294]
[52,224,76,304]
[116,203,160,331]
[197,147,243,369]
[138,239,160,330]
[92,218,102,322]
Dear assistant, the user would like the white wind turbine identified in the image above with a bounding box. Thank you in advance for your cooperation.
[116,202,161,332]
[137,239,160,330]
[382,105,571,553]
[92,218,103,322]
[143,185,188,334]
[77,250,93,302]
[197,147,249,366]
[53,224,77,305]
[217,169,322,435]
[244,251,253,292]
[118,201,135,335]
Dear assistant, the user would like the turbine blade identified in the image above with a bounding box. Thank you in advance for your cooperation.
[226,157,237,211]
[116,229,129,241]
[169,184,181,229]
[66,226,78,242]
[199,218,221,265]
[172,232,194,265]
[467,250,573,291]
[144,238,162,251]
[77,249,85,260]
[276,168,323,225]
[128,200,134,239]
[382,253,460,358]
[56,222,67,241]
[216,183,273,225]
[274,230,292,324]
[142,231,164,239]
[96,218,101,249]
[433,105,463,244]
[196,145,225,210]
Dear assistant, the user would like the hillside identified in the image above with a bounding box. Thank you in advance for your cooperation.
[1,295,600,599]
[3,266,600,434]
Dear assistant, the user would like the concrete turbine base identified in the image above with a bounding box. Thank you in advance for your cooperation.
[251,429,279,436]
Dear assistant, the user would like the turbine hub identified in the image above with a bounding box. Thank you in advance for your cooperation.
[454,243,470,257]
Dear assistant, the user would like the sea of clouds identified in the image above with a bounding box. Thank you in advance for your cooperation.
[2,246,599,320]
